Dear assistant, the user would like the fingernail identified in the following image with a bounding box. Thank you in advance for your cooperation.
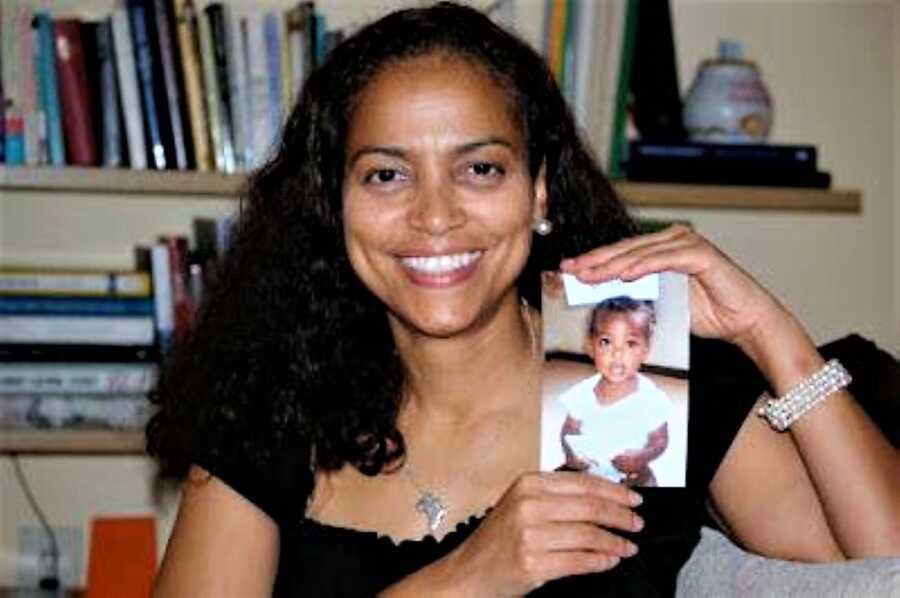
[632,515,645,531]
[629,491,643,506]
[625,542,639,557]
[607,556,621,568]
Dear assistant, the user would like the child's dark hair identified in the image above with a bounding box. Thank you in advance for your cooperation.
[588,297,657,341]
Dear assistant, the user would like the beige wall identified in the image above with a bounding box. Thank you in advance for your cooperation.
[1,0,898,588]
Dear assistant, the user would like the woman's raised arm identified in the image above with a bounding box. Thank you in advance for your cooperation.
[152,465,280,597]
[562,225,900,560]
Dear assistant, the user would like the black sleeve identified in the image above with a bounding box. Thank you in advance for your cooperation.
[192,442,313,527]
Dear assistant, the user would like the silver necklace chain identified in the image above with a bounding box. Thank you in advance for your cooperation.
[402,302,540,534]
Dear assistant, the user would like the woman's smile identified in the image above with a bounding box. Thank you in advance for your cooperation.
[399,250,484,288]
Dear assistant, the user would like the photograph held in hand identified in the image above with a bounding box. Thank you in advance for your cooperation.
[541,271,689,488]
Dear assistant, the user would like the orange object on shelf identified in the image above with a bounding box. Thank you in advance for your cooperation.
[85,516,157,598]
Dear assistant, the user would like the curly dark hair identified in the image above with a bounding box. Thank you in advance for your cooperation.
[588,297,658,341]
[146,2,637,502]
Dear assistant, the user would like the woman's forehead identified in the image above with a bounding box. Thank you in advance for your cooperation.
[346,54,523,149]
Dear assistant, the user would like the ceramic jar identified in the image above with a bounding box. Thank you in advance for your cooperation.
[683,40,773,143]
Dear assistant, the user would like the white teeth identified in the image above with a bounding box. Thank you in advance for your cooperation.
[401,251,482,274]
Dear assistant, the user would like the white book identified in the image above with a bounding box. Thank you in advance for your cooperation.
[150,244,175,353]
[111,2,148,170]
[0,363,159,395]
[224,5,250,171]
[0,316,155,346]
[244,13,272,170]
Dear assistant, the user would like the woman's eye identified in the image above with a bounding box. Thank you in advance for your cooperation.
[467,162,504,179]
[363,168,407,185]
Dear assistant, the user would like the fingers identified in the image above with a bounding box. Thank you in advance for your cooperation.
[529,471,643,507]
[560,224,693,275]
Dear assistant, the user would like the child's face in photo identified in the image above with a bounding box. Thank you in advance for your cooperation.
[589,312,651,385]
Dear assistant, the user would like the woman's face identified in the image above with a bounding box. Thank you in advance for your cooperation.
[342,53,546,338]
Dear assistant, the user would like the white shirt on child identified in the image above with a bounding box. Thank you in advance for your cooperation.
[559,373,672,482]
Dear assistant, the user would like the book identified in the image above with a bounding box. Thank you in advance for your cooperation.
[80,20,105,167]
[172,0,212,171]
[285,2,315,106]
[0,270,152,298]
[0,344,159,363]
[0,363,159,395]
[135,244,175,355]
[54,19,99,166]
[205,3,237,173]
[627,141,818,171]
[95,18,125,167]
[607,0,639,179]
[3,4,41,165]
[623,163,832,188]
[112,1,149,169]
[0,296,154,316]
[223,4,250,170]
[0,394,153,430]
[0,315,156,346]
[161,236,194,346]
[198,5,227,172]
[34,12,66,166]
[128,0,170,170]
[245,12,271,169]
[264,12,285,150]
[152,0,191,170]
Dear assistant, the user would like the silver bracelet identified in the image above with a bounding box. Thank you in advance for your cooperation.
[757,359,852,432]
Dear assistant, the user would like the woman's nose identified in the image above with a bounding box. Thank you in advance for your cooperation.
[408,177,466,235]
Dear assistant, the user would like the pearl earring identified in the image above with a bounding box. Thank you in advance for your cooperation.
[533,218,553,236]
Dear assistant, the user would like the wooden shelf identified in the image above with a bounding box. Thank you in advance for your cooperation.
[0,429,146,455]
[617,182,861,213]
[0,166,861,212]
[0,165,244,197]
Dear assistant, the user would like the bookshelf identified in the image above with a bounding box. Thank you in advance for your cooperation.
[0,165,863,212]
[0,429,145,454]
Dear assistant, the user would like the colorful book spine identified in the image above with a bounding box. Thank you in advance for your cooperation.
[0,316,156,346]
[0,297,154,316]
[264,12,284,149]
[4,4,40,165]
[34,13,66,166]
[607,0,639,179]
[0,363,159,395]
[153,0,190,170]
[162,236,194,346]
[111,1,148,169]
[199,6,226,172]
[173,0,212,172]
[129,0,168,170]
[0,270,152,297]
[96,19,124,167]
[285,2,314,106]
[244,12,270,169]
[54,19,99,166]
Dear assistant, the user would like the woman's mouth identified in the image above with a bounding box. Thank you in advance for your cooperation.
[399,250,483,287]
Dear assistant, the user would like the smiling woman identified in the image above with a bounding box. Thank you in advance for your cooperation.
[147,2,900,597]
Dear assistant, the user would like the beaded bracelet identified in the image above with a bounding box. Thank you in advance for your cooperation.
[757,359,852,432]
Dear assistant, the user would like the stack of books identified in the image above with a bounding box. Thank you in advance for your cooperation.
[0,214,235,433]
[0,0,337,173]
[0,269,158,431]
[623,141,832,188]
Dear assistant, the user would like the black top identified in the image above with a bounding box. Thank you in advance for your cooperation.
[197,336,896,597]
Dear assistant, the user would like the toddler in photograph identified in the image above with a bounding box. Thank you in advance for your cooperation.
[559,296,672,486]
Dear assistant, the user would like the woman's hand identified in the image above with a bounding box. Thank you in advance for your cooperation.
[560,225,791,358]
[436,472,644,597]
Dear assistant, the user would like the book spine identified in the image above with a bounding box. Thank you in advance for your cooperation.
[198,7,225,171]
[35,13,66,166]
[244,13,270,169]
[96,19,124,167]
[0,316,156,346]
[0,363,159,395]
[607,0,640,179]
[628,142,818,169]
[285,4,309,106]
[14,5,41,165]
[150,244,175,354]
[1,395,153,430]
[224,5,249,171]
[172,0,212,172]
[54,19,99,166]
[111,2,148,169]
[0,344,158,363]
[0,297,154,316]
[162,237,193,346]
[0,271,152,297]
[263,12,283,147]
[128,0,168,170]
[153,0,189,170]
[206,3,236,173]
